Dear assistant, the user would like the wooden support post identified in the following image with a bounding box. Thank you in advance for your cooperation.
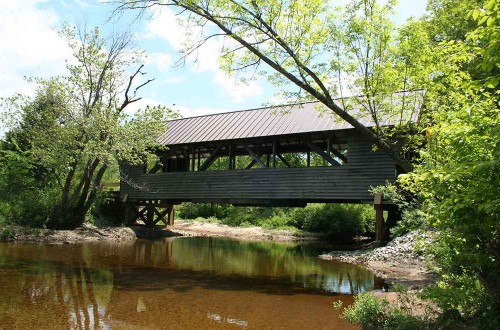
[166,205,175,226]
[374,193,384,242]
[153,208,169,226]
[146,204,155,227]
[272,140,277,168]
[307,142,341,166]
[228,144,233,170]
[327,137,331,166]
[329,146,348,164]
[148,147,178,174]
[136,206,148,224]
[246,159,256,169]
[124,203,132,225]
[384,205,401,241]
[191,147,195,171]
[199,146,222,171]
[307,151,311,167]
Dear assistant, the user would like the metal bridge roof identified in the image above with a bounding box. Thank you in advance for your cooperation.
[158,90,424,146]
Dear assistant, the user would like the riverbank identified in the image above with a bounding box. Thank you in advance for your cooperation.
[2,222,435,288]
[0,223,137,243]
[168,220,327,241]
[0,220,315,243]
[320,230,436,288]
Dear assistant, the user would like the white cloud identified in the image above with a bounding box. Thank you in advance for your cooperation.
[144,7,263,103]
[163,75,185,84]
[212,74,262,103]
[0,1,71,99]
[74,0,90,8]
[144,7,186,51]
[145,52,173,72]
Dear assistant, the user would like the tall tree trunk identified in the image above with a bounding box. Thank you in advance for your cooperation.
[75,158,101,209]
[74,163,108,227]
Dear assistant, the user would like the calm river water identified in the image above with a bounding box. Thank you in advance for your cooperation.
[0,237,381,329]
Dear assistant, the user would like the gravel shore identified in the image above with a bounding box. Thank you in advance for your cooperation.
[320,230,436,288]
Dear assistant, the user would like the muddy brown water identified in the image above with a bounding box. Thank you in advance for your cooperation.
[0,237,383,329]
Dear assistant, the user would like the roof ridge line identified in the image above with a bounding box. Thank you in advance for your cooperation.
[168,89,424,122]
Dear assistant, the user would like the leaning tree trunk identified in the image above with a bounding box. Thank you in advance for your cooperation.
[73,163,109,227]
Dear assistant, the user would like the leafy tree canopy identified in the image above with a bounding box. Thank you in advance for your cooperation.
[1,24,178,229]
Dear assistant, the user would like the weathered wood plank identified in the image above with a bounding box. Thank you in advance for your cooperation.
[120,132,398,204]
[120,164,396,203]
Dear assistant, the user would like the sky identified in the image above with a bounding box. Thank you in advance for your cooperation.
[0,0,428,123]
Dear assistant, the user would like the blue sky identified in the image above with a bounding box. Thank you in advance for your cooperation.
[0,0,428,121]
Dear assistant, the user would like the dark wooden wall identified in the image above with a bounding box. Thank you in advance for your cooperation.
[120,131,396,205]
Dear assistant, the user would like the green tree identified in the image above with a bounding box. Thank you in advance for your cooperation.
[425,0,483,42]
[2,25,177,229]
[114,0,431,171]
[400,0,500,324]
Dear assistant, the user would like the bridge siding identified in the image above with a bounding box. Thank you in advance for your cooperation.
[120,132,396,204]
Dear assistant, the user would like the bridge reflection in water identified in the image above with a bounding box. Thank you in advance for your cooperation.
[0,238,382,329]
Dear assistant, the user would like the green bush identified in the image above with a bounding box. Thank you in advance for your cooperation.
[0,186,58,228]
[178,203,231,220]
[90,191,124,226]
[291,203,374,238]
[0,142,59,228]
[0,227,14,241]
[176,201,375,238]
[371,183,426,238]
[339,292,428,330]
[223,206,266,226]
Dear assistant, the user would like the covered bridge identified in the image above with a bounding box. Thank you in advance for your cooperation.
[120,91,423,230]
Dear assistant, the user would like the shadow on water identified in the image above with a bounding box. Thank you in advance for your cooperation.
[0,237,382,329]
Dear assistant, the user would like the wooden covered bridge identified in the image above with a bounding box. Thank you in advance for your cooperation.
[120,91,423,237]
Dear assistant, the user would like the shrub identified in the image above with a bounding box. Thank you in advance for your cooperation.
[90,191,124,226]
[371,183,426,238]
[0,227,14,241]
[291,203,374,238]
[339,292,429,330]
[178,203,231,220]
[177,202,375,238]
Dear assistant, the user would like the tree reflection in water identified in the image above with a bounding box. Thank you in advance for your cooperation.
[0,238,379,329]
[0,244,113,329]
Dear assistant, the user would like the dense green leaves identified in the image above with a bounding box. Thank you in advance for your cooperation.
[1,25,177,228]
[397,0,500,325]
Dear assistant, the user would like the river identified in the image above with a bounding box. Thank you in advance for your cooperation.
[0,237,382,329]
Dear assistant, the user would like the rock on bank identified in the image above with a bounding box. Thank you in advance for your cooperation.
[320,230,436,288]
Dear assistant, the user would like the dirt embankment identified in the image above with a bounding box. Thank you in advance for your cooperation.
[3,223,137,244]
[2,220,316,243]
